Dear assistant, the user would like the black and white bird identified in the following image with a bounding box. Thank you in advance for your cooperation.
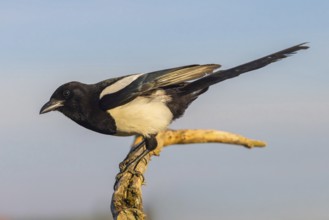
[40,43,308,162]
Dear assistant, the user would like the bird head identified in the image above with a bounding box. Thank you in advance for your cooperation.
[39,82,92,119]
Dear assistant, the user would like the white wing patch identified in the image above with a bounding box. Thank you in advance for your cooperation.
[99,73,143,99]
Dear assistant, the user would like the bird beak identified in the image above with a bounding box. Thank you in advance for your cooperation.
[39,99,64,114]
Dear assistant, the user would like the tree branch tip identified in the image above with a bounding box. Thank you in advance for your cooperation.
[244,140,267,149]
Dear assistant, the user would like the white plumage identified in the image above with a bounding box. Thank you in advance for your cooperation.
[100,76,173,136]
[99,73,143,99]
[108,90,173,136]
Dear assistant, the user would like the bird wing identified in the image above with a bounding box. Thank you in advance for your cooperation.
[99,64,221,110]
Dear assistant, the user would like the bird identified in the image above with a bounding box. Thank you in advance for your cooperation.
[40,43,308,168]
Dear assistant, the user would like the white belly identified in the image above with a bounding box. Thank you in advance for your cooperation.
[108,93,173,137]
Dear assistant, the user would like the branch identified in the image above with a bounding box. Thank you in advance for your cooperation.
[111,129,266,220]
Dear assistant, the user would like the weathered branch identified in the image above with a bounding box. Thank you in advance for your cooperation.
[111,129,266,220]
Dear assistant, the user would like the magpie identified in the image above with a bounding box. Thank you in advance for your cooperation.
[40,43,308,164]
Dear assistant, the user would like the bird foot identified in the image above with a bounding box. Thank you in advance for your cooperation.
[113,150,150,189]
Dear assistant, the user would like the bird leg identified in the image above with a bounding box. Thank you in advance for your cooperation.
[115,135,158,186]
[119,134,158,169]
[119,138,146,170]
[144,135,158,151]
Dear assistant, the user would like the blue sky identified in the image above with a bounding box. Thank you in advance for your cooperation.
[1,1,329,219]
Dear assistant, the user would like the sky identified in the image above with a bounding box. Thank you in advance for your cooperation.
[1,0,329,219]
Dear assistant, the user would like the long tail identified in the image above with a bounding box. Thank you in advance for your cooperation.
[180,43,309,94]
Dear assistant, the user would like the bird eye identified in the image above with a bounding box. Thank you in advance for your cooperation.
[62,89,71,99]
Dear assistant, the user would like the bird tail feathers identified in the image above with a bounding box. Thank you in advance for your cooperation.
[180,43,309,94]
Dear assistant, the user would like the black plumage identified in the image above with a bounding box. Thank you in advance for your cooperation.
[40,43,308,157]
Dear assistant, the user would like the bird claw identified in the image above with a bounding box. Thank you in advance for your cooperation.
[114,145,151,190]
[119,160,129,171]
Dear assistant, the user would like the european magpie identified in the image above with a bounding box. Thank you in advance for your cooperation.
[40,43,308,163]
